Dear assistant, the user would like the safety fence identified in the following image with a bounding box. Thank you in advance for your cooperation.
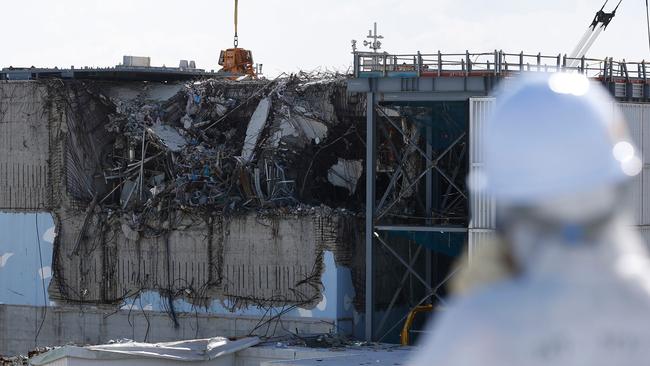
[353,50,650,82]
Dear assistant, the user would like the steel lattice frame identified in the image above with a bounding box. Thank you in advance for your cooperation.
[365,97,468,342]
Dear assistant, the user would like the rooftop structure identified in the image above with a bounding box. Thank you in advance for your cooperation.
[0,55,242,82]
[350,50,650,101]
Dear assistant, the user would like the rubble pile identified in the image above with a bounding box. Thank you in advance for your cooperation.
[98,73,366,226]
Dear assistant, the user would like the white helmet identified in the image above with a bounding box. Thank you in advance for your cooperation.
[478,73,642,209]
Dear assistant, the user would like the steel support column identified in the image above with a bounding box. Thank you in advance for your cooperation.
[425,124,433,297]
[365,91,377,341]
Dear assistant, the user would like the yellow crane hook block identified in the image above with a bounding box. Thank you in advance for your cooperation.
[218,0,256,78]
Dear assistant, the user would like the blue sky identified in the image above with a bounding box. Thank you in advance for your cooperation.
[2,0,649,76]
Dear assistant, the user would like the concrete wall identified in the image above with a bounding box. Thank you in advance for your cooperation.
[0,304,333,357]
[0,211,362,356]
[51,211,358,309]
[0,82,51,210]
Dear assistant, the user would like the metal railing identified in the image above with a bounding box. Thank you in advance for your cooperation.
[353,50,650,81]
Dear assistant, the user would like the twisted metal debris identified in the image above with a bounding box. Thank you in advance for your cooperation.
[100,73,365,223]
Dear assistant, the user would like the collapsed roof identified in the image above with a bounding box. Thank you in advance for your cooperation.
[92,72,366,216]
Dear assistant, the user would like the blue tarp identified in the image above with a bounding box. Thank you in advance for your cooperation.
[0,213,54,306]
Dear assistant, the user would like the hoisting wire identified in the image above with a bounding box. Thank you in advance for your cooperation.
[601,0,610,11]
[645,0,650,53]
[234,0,239,48]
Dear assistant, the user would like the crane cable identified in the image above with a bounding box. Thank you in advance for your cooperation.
[234,0,239,48]
[645,0,650,53]
[602,0,610,11]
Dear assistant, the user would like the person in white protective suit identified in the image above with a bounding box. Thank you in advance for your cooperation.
[408,72,650,366]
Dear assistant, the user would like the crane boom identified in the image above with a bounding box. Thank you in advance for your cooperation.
[568,28,594,61]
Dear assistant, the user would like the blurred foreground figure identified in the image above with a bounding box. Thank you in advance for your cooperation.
[409,73,650,365]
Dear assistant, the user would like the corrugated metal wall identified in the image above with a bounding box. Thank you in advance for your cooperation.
[643,168,650,224]
[468,98,496,230]
[467,100,650,255]
[467,229,497,260]
[620,103,645,225]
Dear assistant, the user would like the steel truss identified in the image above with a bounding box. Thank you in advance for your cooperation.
[365,96,468,342]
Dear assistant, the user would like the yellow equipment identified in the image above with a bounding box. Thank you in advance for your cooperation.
[400,304,434,346]
[218,0,256,77]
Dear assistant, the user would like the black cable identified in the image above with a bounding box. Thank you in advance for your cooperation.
[34,214,48,346]
[645,0,650,53]
[138,296,151,342]
[613,0,623,12]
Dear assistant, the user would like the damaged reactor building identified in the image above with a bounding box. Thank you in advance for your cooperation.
[13,46,645,358]
[5,2,650,361]
[0,70,379,355]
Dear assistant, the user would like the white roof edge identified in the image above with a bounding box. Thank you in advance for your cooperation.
[30,337,260,365]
